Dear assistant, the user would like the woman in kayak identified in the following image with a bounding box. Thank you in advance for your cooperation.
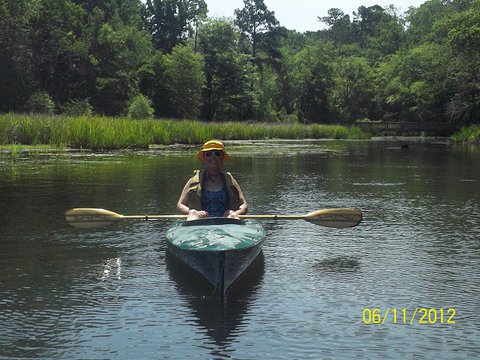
[176,140,248,220]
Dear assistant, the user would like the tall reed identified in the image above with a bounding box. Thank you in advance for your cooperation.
[0,113,370,149]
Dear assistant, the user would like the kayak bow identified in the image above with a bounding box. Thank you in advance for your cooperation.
[165,217,265,297]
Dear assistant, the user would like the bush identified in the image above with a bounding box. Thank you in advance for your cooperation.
[127,94,154,119]
[63,98,93,116]
[452,125,480,142]
[26,90,55,115]
[279,113,299,124]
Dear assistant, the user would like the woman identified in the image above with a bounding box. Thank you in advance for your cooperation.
[176,140,248,220]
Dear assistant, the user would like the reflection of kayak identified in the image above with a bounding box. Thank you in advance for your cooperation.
[165,218,265,298]
[165,250,265,345]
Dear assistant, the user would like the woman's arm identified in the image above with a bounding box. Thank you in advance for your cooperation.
[176,179,192,215]
[176,179,208,219]
[225,185,248,218]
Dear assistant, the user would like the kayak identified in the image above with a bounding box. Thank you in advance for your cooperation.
[165,217,266,297]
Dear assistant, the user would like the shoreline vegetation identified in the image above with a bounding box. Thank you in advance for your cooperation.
[451,125,480,143]
[0,113,369,150]
[0,114,478,156]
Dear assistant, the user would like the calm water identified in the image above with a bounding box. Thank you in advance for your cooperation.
[1,140,479,359]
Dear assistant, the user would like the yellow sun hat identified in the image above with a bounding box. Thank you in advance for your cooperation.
[196,140,230,161]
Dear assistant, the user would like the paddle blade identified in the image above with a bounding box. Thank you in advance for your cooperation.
[304,208,362,228]
[65,208,123,229]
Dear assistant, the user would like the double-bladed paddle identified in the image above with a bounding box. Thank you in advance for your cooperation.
[65,207,362,229]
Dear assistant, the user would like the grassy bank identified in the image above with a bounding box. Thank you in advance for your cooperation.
[0,113,369,150]
[452,125,480,143]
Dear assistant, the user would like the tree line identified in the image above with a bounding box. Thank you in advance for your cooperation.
[0,0,479,124]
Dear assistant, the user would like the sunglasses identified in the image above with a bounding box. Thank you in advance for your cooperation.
[204,151,223,158]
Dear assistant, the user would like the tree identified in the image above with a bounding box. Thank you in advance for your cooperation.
[375,44,444,122]
[28,0,90,106]
[164,44,205,118]
[329,56,375,122]
[90,20,152,115]
[354,5,389,40]
[234,0,282,120]
[198,19,254,121]
[275,31,307,116]
[25,0,152,115]
[433,0,480,123]
[234,0,279,60]
[290,41,334,123]
[0,0,34,111]
[353,4,406,57]
[72,0,144,26]
[405,0,451,46]
[143,0,207,52]
[319,8,355,45]
[138,51,172,117]
[366,7,405,57]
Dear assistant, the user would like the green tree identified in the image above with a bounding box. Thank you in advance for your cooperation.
[375,44,444,122]
[164,44,205,119]
[353,5,389,40]
[234,0,279,60]
[77,0,144,26]
[26,90,55,114]
[234,0,282,120]
[127,94,154,119]
[367,8,405,57]
[138,51,172,116]
[433,0,480,123]
[405,0,451,46]
[26,0,151,115]
[28,0,90,104]
[329,56,375,122]
[198,19,254,121]
[319,8,355,45]
[90,22,151,115]
[143,0,207,52]
[290,41,334,123]
[353,5,406,57]
[0,0,34,111]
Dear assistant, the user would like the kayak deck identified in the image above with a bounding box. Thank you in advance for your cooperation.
[166,218,265,251]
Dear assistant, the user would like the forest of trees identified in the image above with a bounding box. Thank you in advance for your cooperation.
[0,0,479,124]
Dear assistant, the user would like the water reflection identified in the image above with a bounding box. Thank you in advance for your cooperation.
[0,236,123,358]
[165,250,264,347]
[98,257,121,281]
[1,141,479,359]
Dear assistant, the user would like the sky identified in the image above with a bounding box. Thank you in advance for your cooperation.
[204,0,427,32]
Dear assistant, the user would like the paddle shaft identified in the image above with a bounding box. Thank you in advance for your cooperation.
[65,207,362,229]
[239,214,308,220]
[119,215,188,220]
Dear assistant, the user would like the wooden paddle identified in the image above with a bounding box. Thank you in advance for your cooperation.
[65,207,362,229]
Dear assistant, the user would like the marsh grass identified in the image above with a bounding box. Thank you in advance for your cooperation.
[452,125,480,143]
[0,113,370,150]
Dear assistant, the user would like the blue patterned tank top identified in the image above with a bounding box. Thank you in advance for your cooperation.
[202,187,228,217]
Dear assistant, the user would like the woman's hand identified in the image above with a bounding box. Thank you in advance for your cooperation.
[188,209,209,220]
[224,210,240,219]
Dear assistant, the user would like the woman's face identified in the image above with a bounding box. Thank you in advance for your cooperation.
[203,150,224,169]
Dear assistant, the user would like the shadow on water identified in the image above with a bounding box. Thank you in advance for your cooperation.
[313,256,360,273]
[165,250,265,348]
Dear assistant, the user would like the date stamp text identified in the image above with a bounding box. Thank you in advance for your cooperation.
[362,308,456,325]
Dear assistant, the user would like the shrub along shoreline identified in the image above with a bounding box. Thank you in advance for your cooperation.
[451,125,480,143]
[0,113,370,150]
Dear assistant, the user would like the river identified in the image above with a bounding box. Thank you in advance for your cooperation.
[1,140,479,359]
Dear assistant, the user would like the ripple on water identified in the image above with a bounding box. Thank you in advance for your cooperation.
[1,141,480,359]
